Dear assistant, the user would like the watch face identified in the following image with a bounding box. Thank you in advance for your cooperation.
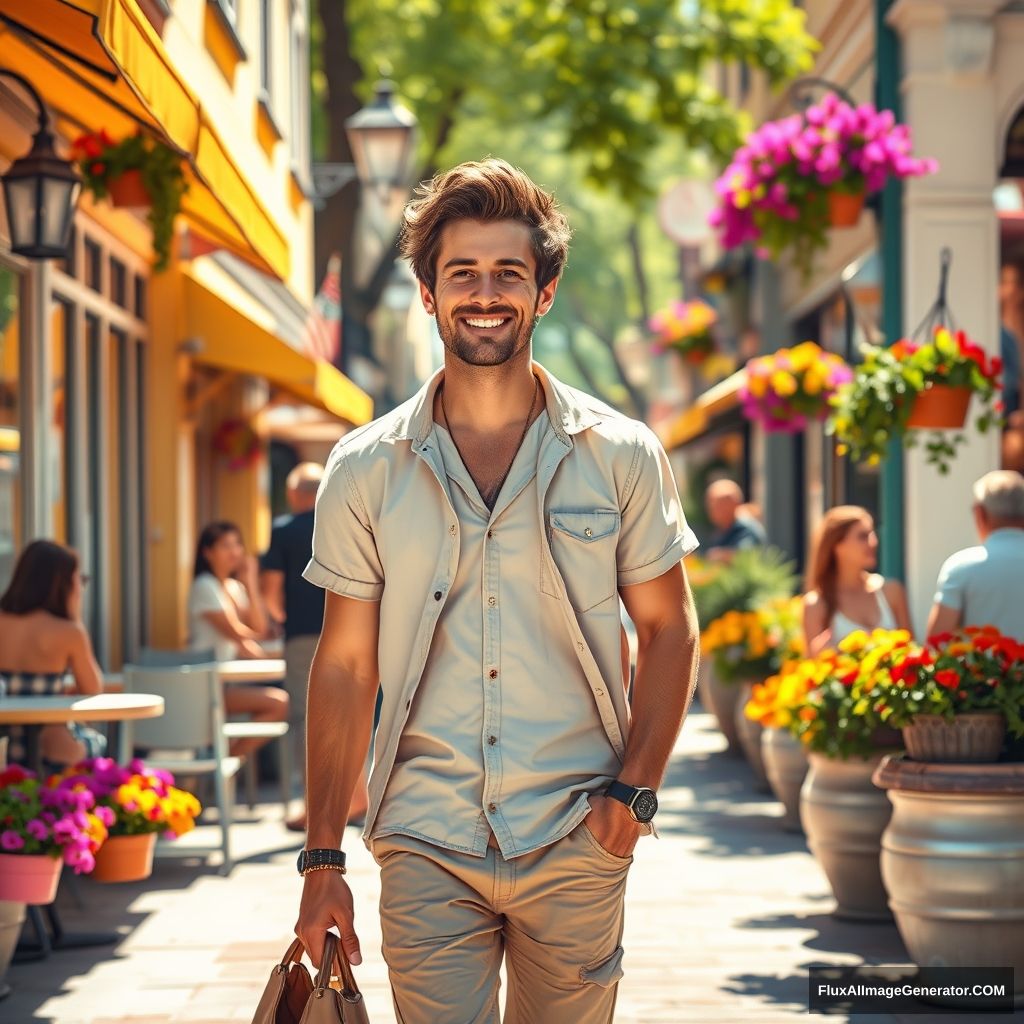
[631,789,658,823]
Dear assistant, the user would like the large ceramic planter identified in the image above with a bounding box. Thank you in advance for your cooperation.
[734,681,770,791]
[906,384,972,430]
[0,901,25,998]
[698,661,743,756]
[874,757,1024,1007]
[0,853,62,905]
[800,751,893,920]
[92,832,157,883]
[902,712,1006,763]
[762,728,808,832]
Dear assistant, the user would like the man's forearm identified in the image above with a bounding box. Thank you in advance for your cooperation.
[618,618,699,790]
[305,656,378,850]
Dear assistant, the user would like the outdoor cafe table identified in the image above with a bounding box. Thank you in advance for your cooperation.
[103,658,287,691]
[0,692,165,961]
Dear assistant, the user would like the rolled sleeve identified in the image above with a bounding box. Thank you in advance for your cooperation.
[617,424,699,587]
[302,451,384,602]
[933,554,965,611]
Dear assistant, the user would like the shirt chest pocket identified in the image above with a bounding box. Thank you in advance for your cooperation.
[541,509,621,613]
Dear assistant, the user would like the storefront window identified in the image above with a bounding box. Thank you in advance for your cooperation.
[0,266,20,592]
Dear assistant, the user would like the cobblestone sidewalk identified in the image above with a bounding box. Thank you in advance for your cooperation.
[4,709,1018,1023]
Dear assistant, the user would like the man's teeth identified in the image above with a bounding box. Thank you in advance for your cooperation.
[466,318,506,328]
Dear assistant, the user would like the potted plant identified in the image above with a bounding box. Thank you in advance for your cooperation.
[56,757,202,883]
[871,627,1024,763]
[709,92,937,277]
[71,130,189,272]
[828,327,1003,474]
[787,629,911,919]
[0,763,109,904]
[741,341,853,433]
[692,547,798,753]
[649,299,718,366]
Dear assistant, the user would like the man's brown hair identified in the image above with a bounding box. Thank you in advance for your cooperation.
[400,159,572,292]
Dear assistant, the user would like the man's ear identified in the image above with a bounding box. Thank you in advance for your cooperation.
[419,280,436,316]
[535,275,560,317]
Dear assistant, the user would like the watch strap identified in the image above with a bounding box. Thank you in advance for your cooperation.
[298,848,347,875]
[605,780,640,807]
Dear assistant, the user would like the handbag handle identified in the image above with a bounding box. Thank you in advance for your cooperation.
[312,931,361,997]
[280,938,306,968]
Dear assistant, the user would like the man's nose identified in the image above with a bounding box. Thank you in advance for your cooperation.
[470,275,501,303]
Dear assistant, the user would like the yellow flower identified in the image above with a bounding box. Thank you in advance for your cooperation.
[802,366,825,395]
[836,443,849,456]
[770,371,798,397]
[746,373,769,398]
[790,341,820,372]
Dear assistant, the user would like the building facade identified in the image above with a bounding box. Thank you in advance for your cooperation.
[0,0,371,664]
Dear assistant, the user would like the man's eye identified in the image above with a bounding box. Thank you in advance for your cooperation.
[499,270,522,279]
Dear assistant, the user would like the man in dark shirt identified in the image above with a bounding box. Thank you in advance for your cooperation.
[705,479,766,563]
[261,463,329,832]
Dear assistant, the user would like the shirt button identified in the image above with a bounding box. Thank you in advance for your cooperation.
[434,590,443,601]
[488,669,498,679]
[584,527,593,537]
[487,735,497,745]
[488,596,496,607]
[487,530,493,539]
[449,524,456,535]
[487,802,497,812]
[596,688,605,696]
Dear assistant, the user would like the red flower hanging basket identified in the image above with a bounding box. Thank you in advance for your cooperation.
[107,169,151,209]
[906,385,972,430]
[212,419,262,471]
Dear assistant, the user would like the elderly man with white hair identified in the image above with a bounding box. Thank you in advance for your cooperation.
[927,470,1024,640]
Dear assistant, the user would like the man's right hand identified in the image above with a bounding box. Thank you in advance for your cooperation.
[295,870,362,969]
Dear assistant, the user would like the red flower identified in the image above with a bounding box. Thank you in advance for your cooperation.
[935,669,960,689]
[90,162,106,176]
[0,765,32,787]
[891,339,919,360]
[840,669,859,687]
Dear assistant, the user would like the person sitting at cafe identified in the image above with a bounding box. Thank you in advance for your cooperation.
[188,521,288,758]
[704,479,766,563]
[0,540,106,768]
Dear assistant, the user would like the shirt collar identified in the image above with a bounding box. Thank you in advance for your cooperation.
[985,527,1024,545]
[386,361,603,447]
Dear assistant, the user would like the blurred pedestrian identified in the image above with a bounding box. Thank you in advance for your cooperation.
[294,158,699,1023]
[803,506,912,655]
[189,522,288,758]
[704,479,765,562]
[0,540,105,768]
[927,470,1024,640]
[261,464,370,833]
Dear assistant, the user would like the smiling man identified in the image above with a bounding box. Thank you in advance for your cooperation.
[295,159,700,1024]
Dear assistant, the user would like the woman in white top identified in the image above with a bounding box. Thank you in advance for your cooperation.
[802,506,913,656]
[188,522,288,758]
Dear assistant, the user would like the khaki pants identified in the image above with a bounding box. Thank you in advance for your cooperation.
[371,822,629,1024]
[284,634,318,789]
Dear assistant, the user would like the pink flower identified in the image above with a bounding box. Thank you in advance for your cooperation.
[26,819,49,841]
[63,845,95,874]
[1,830,25,851]
[95,806,116,828]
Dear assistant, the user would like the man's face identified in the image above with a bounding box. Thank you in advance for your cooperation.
[420,218,559,367]
[706,492,739,530]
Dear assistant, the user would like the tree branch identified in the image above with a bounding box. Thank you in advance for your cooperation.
[564,326,607,400]
[627,223,651,326]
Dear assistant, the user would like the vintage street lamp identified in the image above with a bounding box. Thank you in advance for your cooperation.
[344,81,417,202]
[0,70,80,260]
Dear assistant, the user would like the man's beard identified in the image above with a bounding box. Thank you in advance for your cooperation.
[436,305,539,367]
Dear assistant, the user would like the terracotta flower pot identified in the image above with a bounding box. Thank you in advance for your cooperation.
[905,384,972,430]
[902,712,1006,764]
[734,681,770,791]
[828,190,865,228]
[107,168,151,209]
[800,751,893,920]
[698,661,743,756]
[874,756,1024,1007]
[92,832,157,883]
[762,727,808,832]
[0,852,63,905]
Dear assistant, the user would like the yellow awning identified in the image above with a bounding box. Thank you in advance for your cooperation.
[0,0,289,279]
[657,369,746,450]
[182,270,373,427]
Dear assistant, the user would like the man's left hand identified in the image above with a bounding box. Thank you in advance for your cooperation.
[584,794,645,859]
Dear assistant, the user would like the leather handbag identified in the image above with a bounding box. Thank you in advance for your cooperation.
[251,933,370,1024]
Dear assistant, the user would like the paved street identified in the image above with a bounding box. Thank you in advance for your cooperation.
[5,706,1019,1024]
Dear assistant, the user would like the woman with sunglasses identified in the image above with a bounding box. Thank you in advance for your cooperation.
[0,539,106,768]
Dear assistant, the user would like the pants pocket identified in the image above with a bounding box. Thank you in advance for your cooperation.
[577,821,634,869]
[580,945,625,989]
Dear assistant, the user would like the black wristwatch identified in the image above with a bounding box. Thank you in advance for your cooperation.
[604,780,659,823]
[297,848,347,876]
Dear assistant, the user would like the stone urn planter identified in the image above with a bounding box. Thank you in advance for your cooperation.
[801,751,894,920]
[874,756,1024,1008]
[733,680,770,791]
[901,712,1006,763]
[762,728,808,832]
[698,661,743,756]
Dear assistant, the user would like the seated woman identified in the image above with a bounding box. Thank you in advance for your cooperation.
[188,522,288,758]
[0,540,106,768]
[802,506,913,656]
